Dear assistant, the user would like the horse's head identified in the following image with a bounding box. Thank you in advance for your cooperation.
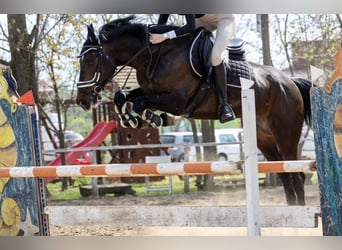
[76,24,117,110]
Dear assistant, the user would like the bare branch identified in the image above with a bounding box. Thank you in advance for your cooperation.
[0,58,9,65]
[336,14,342,30]
[36,14,68,46]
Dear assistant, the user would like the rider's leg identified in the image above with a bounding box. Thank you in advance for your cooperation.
[212,16,236,123]
[213,62,235,123]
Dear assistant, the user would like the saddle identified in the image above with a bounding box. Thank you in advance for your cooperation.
[189,27,248,80]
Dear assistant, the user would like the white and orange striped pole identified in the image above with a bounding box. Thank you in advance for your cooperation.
[0,160,316,178]
[258,160,316,173]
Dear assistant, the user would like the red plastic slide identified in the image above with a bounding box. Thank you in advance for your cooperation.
[45,120,117,184]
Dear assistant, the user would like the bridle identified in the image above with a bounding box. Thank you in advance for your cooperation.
[76,45,116,95]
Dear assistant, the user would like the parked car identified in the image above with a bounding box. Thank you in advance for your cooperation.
[63,130,84,147]
[216,129,266,161]
[160,132,202,162]
[159,129,245,162]
[215,129,244,161]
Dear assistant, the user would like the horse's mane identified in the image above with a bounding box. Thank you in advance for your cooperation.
[99,15,179,43]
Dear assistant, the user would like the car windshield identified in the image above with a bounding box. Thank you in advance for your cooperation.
[183,135,202,143]
[64,131,84,140]
[218,134,238,143]
[160,135,175,144]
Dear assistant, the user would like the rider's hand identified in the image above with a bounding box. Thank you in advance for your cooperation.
[149,33,167,44]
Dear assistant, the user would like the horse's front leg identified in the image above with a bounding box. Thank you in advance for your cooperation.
[113,90,140,128]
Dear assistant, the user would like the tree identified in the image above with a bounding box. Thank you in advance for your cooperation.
[272,14,342,78]
[0,14,97,191]
[200,120,216,191]
[5,15,39,99]
[259,14,273,66]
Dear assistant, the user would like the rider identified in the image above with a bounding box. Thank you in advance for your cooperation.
[149,14,236,123]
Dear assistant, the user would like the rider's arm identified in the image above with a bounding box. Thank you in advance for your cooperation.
[157,14,170,25]
[150,14,196,44]
[163,14,196,39]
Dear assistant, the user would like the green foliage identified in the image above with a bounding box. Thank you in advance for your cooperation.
[46,173,317,201]
[66,110,93,137]
[215,118,242,129]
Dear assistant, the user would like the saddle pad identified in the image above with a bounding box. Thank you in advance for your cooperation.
[226,60,254,87]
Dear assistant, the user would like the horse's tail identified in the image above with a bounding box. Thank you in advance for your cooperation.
[292,77,313,127]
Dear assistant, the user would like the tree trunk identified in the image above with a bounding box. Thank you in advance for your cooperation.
[7,14,38,99]
[260,14,281,186]
[201,120,216,191]
[260,14,273,67]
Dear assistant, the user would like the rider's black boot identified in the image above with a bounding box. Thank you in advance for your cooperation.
[213,61,235,123]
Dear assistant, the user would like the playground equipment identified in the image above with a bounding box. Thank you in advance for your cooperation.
[45,120,117,184]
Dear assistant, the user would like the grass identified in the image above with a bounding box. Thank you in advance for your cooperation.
[46,172,318,201]
[47,175,202,201]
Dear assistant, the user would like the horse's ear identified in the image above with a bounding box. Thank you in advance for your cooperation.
[87,24,98,44]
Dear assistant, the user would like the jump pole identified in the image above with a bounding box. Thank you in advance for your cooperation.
[0,160,316,178]
[240,77,261,236]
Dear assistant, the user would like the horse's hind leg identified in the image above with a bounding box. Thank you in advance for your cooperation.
[276,147,306,205]
[277,173,305,205]
[292,172,306,205]
[275,129,306,205]
[132,95,176,128]
[258,139,305,205]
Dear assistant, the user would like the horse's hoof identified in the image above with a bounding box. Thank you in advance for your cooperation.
[150,122,159,129]
[150,117,162,128]
[142,109,153,120]
[119,114,130,128]
[120,119,130,128]
[118,113,140,128]
[142,109,162,128]
[128,117,139,128]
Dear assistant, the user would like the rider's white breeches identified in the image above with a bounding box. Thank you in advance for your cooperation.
[196,14,236,66]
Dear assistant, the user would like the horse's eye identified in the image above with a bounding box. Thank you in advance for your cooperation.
[85,56,96,66]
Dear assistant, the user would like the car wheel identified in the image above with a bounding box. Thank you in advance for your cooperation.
[217,153,228,161]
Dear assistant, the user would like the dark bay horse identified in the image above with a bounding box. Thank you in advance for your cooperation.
[76,15,313,205]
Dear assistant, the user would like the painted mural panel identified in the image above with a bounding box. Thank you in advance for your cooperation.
[311,80,342,236]
[0,66,39,236]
